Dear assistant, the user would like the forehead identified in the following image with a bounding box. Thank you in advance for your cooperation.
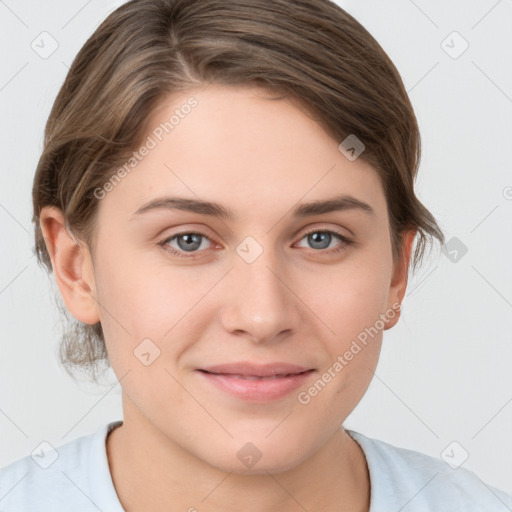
[97,84,387,225]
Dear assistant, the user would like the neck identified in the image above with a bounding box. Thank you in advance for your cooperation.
[106,417,370,512]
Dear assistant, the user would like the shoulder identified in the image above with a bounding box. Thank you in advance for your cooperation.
[347,429,512,512]
[0,421,123,511]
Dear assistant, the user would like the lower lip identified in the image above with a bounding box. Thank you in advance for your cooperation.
[197,370,315,402]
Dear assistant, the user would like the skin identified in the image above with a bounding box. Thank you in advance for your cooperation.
[40,83,415,512]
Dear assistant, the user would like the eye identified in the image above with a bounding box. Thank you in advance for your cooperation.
[159,232,213,258]
[295,228,353,254]
[159,228,354,259]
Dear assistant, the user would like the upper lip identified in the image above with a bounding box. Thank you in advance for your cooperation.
[198,362,313,377]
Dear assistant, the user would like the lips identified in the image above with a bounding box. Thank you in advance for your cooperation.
[196,362,315,402]
[198,362,312,378]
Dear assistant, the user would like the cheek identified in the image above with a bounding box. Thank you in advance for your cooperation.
[300,248,391,396]
[94,241,202,330]
[308,254,392,343]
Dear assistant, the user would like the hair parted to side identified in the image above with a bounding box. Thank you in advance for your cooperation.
[32,0,444,382]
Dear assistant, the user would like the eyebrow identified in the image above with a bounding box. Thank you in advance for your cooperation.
[132,194,375,219]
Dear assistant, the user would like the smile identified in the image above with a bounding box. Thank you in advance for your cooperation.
[196,363,315,402]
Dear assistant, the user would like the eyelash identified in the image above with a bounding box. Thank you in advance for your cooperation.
[158,228,354,259]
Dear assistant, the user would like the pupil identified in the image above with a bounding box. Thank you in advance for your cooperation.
[310,232,330,249]
[179,234,201,251]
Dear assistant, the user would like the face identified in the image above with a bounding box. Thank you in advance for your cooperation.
[53,84,410,473]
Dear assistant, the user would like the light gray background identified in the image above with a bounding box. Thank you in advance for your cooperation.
[1,0,511,496]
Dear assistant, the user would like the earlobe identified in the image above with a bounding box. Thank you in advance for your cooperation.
[384,230,416,330]
[39,206,100,325]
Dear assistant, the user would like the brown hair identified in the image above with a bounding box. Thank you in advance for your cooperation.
[32,0,444,381]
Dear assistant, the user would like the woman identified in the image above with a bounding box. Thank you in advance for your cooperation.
[1,0,511,510]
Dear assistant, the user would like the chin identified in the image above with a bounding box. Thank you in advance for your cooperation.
[200,435,312,476]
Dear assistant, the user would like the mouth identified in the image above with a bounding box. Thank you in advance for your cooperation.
[196,362,315,402]
[199,372,308,380]
[199,362,313,377]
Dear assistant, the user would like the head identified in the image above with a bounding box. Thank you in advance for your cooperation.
[34,0,444,473]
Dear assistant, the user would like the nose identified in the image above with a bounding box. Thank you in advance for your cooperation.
[220,244,302,344]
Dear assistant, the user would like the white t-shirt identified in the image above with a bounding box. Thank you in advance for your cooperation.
[1,420,511,511]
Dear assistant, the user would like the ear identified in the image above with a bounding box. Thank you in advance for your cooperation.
[39,206,100,325]
[384,230,416,330]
